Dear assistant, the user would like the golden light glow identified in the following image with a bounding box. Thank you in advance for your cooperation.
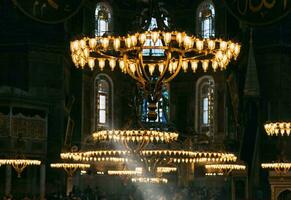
[70,32,240,83]
[264,121,291,136]
[92,130,179,143]
[140,150,237,163]
[0,159,41,178]
[61,150,130,159]
[205,172,224,176]
[50,163,90,169]
[131,177,168,184]
[108,168,142,175]
[261,162,291,174]
[50,163,90,176]
[205,164,246,171]
[156,167,177,173]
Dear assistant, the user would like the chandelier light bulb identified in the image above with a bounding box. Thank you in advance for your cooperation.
[176,32,183,44]
[88,58,95,70]
[89,38,97,49]
[113,38,120,50]
[139,33,146,45]
[220,41,227,51]
[148,64,155,75]
[101,38,109,49]
[191,60,198,72]
[151,31,159,44]
[98,58,105,70]
[163,32,172,44]
[207,40,215,50]
[196,40,204,51]
[182,60,188,72]
[80,39,86,49]
[212,60,218,71]
[131,35,138,46]
[125,37,132,48]
[109,59,116,70]
[202,60,209,72]
[158,63,164,74]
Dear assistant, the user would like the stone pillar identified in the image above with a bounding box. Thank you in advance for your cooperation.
[40,164,46,200]
[66,176,73,196]
[5,165,12,195]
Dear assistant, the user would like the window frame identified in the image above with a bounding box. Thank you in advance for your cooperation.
[95,2,113,36]
[94,74,114,129]
[196,0,215,39]
[195,76,215,136]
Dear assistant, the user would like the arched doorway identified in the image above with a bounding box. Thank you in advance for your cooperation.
[278,190,291,200]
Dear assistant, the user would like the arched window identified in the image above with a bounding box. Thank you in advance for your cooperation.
[141,84,169,123]
[95,3,112,36]
[197,0,215,38]
[95,74,113,129]
[143,17,169,56]
[196,76,215,136]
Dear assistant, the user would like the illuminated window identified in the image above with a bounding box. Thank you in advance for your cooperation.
[95,3,112,36]
[196,76,215,136]
[143,17,169,56]
[141,84,169,123]
[95,75,113,128]
[197,1,215,38]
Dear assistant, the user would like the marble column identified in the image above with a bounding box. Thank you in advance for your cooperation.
[5,165,12,195]
[40,164,46,200]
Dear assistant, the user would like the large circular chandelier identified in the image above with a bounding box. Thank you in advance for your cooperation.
[264,121,291,136]
[70,31,240,120]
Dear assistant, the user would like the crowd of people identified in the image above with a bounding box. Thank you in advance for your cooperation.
[1,183,230,200]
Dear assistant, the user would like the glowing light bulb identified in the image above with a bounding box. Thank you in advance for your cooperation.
[207,40,215,50]
[151,32,159,44]
[101,38,109,49]
[196,40,204,51]
[148,64,155,75]
[109,59,116,71]
[113,38,120,50]
[220,41,227,51]
[158,63,164,74]
[88,57,95,70]
[191,60,198,72]
[89,38,97,49]
[98,58,105,70]
[202,60,209,72]
[163,32,172,44]
[182,60,188,72]
[139,33,146,45]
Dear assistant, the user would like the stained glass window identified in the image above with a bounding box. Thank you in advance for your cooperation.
[197,1,215,38]
[141,84,169,123]
[95,3,111,36]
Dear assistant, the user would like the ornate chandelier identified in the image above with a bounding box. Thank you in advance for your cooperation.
[131,177,168,184]
[50,163,90,176]
[261,162,291,174]
[0,159,41,178]
[264,121,291,136]
[70,32,240,120]
[205,163,246,175]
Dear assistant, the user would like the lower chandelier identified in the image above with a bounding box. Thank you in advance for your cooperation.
[264,121,291,136]
[261,162,291,174]
[0,159,41,178]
